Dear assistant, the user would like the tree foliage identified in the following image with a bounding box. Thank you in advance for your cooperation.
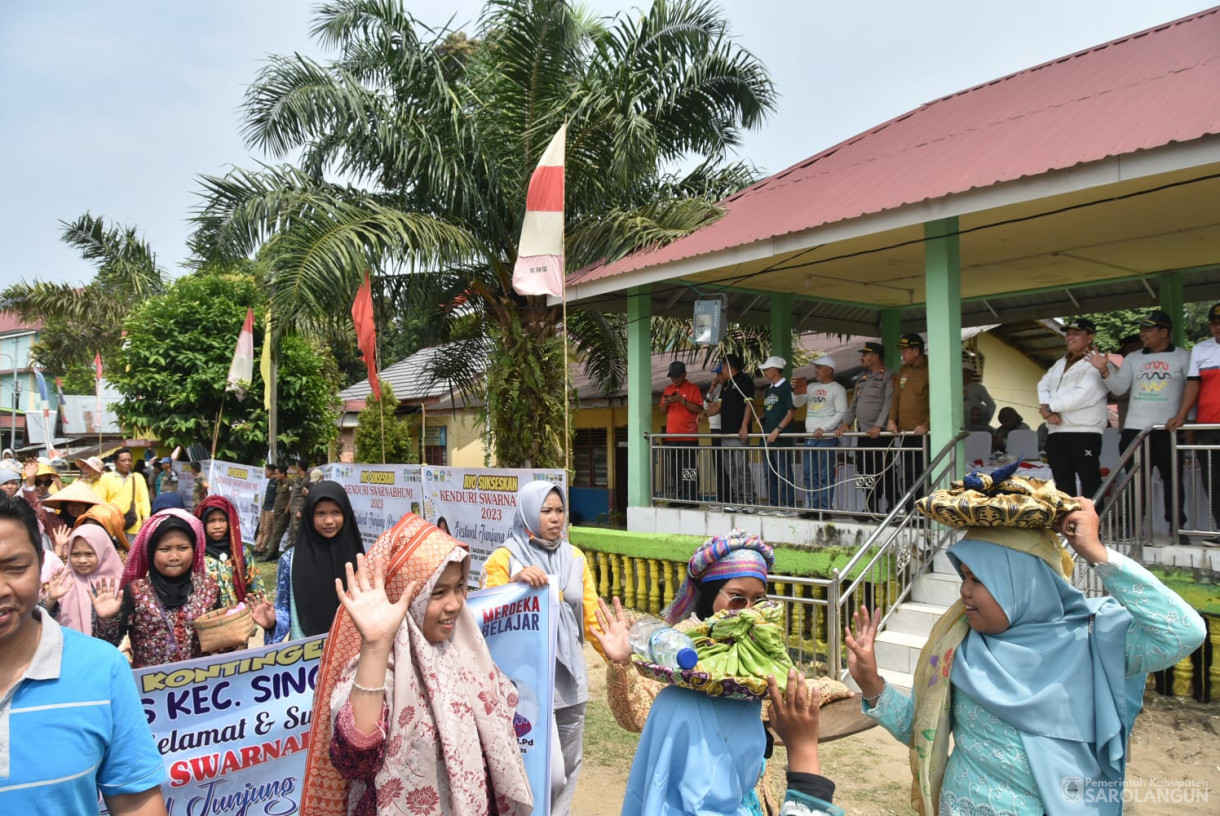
[354,382,418,464]
[110,271,341,462]
[0,213,164,380]
[192,0,776,466]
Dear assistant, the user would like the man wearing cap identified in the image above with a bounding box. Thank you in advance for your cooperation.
[1037,318,1108,498]
[837,341,895,514]
[659,361,704,505]
[153,456,179,496]
[888,334,931,509]
[1171,303,1220,543]
[793,356,847,514]
[759,356,797,515]
[715,353,756,511]
[1091,310,1189,540]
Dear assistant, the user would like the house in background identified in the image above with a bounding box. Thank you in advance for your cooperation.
[0,313,42,451]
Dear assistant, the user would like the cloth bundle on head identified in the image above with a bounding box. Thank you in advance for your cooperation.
[915,462,1080,529]
[58,525,123,635]
[74,502,131,559]
[302,513,532,816]
[293,481,364,637]
[662,529,774,624]
[195,495,250,603]
[121,509,206,609]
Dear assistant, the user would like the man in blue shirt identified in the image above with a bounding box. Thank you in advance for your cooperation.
[0,496,166,815]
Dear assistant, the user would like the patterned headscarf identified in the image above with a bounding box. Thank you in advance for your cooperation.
[120,509,207,589]
[195,495,250,603]
[662,529,774,624]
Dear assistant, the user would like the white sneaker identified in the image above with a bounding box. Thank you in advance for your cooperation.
[758,508,777,516]
[740,506,757,514]
[778,510,799,518]
[722,505,739,513]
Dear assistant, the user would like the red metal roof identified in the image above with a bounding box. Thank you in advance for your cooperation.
[570,7,1220,287]
[0,312,41,335]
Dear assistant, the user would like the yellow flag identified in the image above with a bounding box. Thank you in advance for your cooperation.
[261,310,273,411]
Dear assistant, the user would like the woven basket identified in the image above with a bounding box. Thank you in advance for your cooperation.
[193,605,255,654]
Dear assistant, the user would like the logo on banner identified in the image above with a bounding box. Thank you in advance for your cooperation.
[226,466,250,479]
[359,470,396,485]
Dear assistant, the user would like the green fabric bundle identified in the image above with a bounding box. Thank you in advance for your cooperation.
[687,601,795,691]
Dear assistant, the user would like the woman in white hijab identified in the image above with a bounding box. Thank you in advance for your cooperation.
[481,481,603,816]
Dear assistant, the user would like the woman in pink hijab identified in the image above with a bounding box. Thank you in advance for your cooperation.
[44,525,124,635]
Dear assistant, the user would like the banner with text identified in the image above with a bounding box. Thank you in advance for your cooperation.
[110,636,325,816]
[421,467,565,578]
[206,460,267,546]
[468,581,558,816]
[321,463,422,549]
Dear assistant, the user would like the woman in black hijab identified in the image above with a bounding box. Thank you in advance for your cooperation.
[252,480,363,641]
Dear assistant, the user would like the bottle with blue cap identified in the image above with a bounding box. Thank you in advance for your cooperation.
[629,616,699,670]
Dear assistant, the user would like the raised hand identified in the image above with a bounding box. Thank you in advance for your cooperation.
[767,669,823,775]
[844,605,883,699]
[1057,497,1108,565]
[90,576,124,619]
[45,565,74,602]
[336,553,413,652]
[51,526,70,560]
[592,596,634,666]
[511,565,549,588]
[248,594,277,630]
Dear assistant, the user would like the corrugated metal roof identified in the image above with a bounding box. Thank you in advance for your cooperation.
[338,343,487,403]
[570,7,1220,287]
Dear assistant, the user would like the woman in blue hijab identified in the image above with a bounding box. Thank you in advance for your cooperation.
[847,497,1205,815]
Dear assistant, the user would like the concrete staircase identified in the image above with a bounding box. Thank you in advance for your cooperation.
[855,551,961,693]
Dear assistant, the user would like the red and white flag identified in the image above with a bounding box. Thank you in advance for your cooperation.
[511,123,566,298]
[226,308,255,401]
[351,272,381,399]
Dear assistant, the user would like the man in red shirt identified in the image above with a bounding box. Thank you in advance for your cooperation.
[660,361,704,504]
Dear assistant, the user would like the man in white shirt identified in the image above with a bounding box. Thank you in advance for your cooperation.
[1037,318,1109,498]
[794,356,848,514]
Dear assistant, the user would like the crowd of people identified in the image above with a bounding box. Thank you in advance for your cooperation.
[657,307,1220,539]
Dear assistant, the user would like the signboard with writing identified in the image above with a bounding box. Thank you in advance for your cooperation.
[106,636,325,816]
[420,467,565,579]
[320,463,422,548]
[206,460,267,546]
[467,581,558,816]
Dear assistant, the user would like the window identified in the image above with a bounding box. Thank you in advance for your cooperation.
[424,425,447,466]
[572,428,609,487]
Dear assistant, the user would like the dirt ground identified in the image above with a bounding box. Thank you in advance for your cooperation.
[572,643,1220,815]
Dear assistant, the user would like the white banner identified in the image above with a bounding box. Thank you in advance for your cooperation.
[467,581,559,816]
[173,462,195,508]
[420,467,565,578]
[206,460,267,546]
[102,636,325,816]
[320,463,422,549]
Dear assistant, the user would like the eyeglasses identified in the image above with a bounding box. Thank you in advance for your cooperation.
[34,478,54,487]
[717,588,770,610]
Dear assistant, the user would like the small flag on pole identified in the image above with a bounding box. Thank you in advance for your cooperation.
[226,308,255,401]
[511,122,566,298]
[351,272,381,399]
[260,310,273,411]
[94,353,103,433]
[33,368,55,455]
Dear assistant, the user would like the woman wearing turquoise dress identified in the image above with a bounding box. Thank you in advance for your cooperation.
[847,495,1205,816]
[252,481,362,642]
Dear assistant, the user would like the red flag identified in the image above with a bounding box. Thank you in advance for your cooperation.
[352,272,381,399]
[512,123,566,298]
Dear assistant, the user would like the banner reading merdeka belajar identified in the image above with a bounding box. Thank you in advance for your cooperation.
[322,463,422,549]
[206,459,267,545]
[421,466,565,578]
[99,636,325,816]
[468,581,559,816]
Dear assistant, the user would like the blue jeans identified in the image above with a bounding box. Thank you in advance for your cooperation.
[804,437,839,510]
[767,442,795,508]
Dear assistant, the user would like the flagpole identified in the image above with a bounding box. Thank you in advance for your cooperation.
[211,393,226,459]
[562,286,571,480]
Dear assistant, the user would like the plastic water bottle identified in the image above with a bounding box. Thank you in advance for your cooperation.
[629,617,699,670]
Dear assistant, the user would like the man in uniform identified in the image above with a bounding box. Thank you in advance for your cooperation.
[837,342,894,514]
[888,334,930,510]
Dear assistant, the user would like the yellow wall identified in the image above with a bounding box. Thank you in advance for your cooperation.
[976,333,1048,422]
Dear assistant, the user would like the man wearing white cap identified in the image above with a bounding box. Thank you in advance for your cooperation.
[759,356,797,515]
[794,356,847,514]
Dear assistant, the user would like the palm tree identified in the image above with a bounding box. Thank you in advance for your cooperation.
[1,213,165,384]
[193,0,775,467]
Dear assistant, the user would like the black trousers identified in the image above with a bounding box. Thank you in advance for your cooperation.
[663,441,698,503]
[1119,428,1185,525]
[1192,429,1220,529]
[855,435,898,514]
[1046,431,1102,498]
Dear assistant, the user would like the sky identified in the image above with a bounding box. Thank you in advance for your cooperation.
[1,0,1216,288]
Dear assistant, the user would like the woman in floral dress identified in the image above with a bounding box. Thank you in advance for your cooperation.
[92,508,219,668]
